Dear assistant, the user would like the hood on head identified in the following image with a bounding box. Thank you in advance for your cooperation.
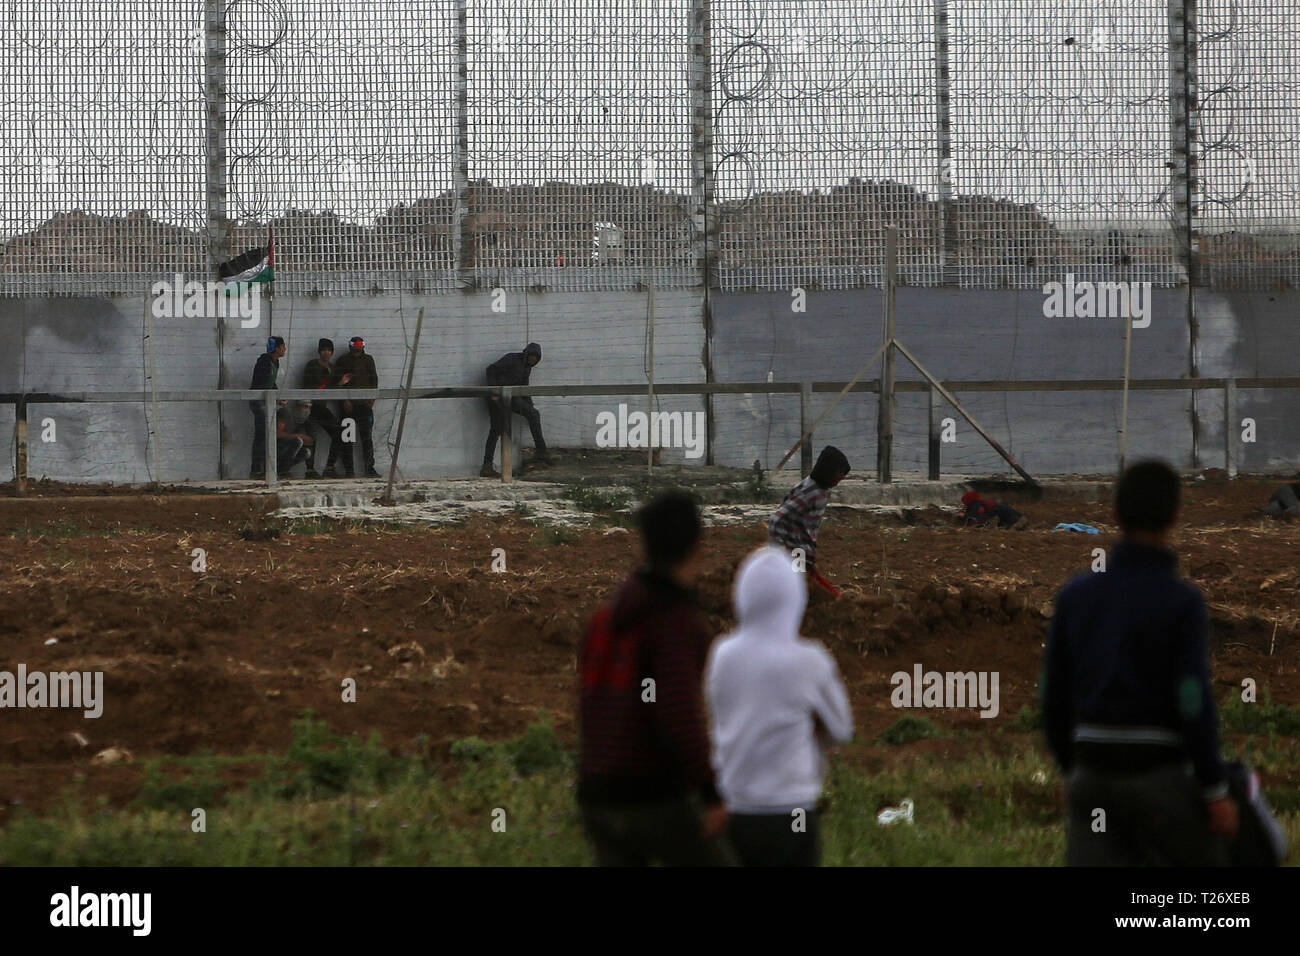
[810,445,850,487]
[733,545,806,641]
[524,342,542,362]
[961,490,982,506]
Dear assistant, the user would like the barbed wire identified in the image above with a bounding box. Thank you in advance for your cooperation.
[0,0,1295,296]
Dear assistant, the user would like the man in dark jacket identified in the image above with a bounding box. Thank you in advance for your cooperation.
[578,492,733,866]
[481,342,549,478]
[248,336,285,480]
[1043,460,1238,865]
[332,335,380,478]
[301,338,344,479]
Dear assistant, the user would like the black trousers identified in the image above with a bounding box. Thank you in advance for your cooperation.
[249,404,268,477]
[339,403,375,473]
[1066,763,1228,866]
[727,810,822,867]
[306,404,343,471]
[483,396,547,465]
[580,799,736,867]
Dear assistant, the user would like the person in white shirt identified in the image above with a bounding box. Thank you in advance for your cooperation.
[705,545,854,866]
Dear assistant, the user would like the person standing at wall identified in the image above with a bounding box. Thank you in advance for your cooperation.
[301,338,344,479]
[248,336,285,480]
[332,335,380,479]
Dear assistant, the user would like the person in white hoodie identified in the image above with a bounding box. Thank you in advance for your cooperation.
[705,545,854,866]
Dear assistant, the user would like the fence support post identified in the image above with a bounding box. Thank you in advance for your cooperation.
[500,386,513,482]
[14,397,27,495]
[453,0,472,289]
[1224,378,1238,477]
[205,0,230,478]
[928,384,941,480]
[799,382,813,476]
[264,391,276,487]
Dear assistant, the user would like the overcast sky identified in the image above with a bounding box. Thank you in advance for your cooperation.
[1,0,1296,242]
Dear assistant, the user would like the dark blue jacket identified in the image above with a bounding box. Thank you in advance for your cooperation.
[1042,540,1226,795]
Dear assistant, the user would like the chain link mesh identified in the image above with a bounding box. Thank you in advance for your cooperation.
[1,0,1296,296]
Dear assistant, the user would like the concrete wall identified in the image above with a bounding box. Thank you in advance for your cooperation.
[2,284,1294,483]
[709,288,1298,476]
[2,287,706,482]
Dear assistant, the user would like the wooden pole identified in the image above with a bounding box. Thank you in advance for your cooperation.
[1224,378,1238,477]
[928,384,941,480]
[799,381,813,475]
[500,385,513,482]
[877,225,898,482]
[381,307,425,505]
[647,284,655,474]
[264,390,276,487]
[1119,313,1133,472]
[145,295,161,484]
[14,398,26,496]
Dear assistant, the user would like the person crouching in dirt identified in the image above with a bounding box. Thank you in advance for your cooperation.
[1260,482,1300,518]
[960,490,1026,529]
[481,342,550,478]
[768,446,850,593]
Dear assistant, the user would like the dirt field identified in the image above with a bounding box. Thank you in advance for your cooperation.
[1,475,1298,818]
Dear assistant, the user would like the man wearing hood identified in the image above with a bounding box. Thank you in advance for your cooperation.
[248,336,286,480]
[706,546,853,866]
[577,492,732,866]
[481,342,550,478]
[769,445,850,581]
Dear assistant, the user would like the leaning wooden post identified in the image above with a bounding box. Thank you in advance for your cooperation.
[381,307,426,505]
[14,396,27,496]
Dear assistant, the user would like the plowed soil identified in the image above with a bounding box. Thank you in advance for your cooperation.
[1,476,1297,815]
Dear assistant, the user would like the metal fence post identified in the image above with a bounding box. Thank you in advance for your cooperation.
[1169,0,1201,467]
[934,0,957,286]
[691,0,716,465]
[205,0,230,478]
[453,0,472,289]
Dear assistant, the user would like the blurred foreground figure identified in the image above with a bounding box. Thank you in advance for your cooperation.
[706,546,853,866]
[576,492,733,866]
[1043,460,1237,865]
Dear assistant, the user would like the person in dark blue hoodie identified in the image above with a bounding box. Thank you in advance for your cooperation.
[1042,460,1238,865]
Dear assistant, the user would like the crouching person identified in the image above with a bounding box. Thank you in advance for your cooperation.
[706,546,853,866]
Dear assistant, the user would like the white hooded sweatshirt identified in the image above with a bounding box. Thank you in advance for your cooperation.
[705,546,854,813]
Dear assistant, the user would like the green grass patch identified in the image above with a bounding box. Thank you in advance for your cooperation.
[877,714,944,746]
[562,480,631,515]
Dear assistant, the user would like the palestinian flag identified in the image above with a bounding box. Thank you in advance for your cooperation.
[217,229,275,288]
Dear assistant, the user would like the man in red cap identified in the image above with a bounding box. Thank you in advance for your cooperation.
[332,336,380,478]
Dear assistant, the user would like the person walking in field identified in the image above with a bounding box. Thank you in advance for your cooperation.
[706,545,853,866]
[768,445,850,588]
[1042,460,1238,865]
[480,342,550,478]
[577,492,733,866]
